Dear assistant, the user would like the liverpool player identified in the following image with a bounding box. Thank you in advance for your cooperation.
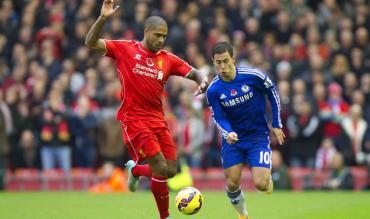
[85,1,208,219]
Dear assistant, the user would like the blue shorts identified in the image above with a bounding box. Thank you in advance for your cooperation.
[221,137,271,169]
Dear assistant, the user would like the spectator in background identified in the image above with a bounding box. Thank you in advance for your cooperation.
[38,90,71,172]
[202,107,222,168]
[322,152,353,190]
[10,100,34,151]
[12,130,40,169]
[97,113,126,167]
[315,137,337,171]
[329,54,350,85]
[271,150,291,190]
[275,61,292,82]
[364,128,370,169]
[342,72,358,103]
[337,104,368,166]
[0,91,10,189]
[287,97,322,168]
[359,73,370,123]
[319,82,349,139]
[177,91,204,167]
[69,94,98,168]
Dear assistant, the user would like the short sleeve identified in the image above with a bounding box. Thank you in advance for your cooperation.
[103,40,129,59]
[168,53,193,77]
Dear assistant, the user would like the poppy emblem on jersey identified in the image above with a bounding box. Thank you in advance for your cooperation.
[146,58,154,66]
[230,89,237,96]
[241,85,250,93]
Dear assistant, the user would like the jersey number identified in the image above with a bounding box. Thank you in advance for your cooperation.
[259,151,271,164]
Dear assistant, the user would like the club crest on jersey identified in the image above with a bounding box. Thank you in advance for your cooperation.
[230,89,237,96]
[157,59,163,69]
[241,85,250,93]
[146,58,154,66]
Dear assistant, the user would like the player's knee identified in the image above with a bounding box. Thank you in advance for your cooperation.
[167,168,177,178]
[152,161,168,177]
[226,179,240,191]
[254,177,270,191]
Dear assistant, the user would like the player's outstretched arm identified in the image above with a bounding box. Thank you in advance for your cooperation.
[85,0,120,54]
[186,69,209,95]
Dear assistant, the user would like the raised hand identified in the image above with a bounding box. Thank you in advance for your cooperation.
[101,0,120,18]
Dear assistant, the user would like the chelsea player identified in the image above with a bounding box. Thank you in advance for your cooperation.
[206,42,285,219]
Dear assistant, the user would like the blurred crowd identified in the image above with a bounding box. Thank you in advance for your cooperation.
[0,0,369,189]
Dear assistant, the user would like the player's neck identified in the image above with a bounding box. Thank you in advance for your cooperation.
[140,40,156,53]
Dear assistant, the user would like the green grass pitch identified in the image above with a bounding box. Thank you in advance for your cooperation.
[0,191,369,219]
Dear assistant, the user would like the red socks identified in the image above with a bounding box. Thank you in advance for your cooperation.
[151,176,169,219]
[132,164,152,177]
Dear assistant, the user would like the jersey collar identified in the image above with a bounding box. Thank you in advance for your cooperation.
[137,41,161,55]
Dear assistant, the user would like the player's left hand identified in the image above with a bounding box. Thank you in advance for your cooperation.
[272,128,285,145]
[195,80,209,96]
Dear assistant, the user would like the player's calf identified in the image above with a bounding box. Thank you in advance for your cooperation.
[266,176,274,194]
[226,186,248,218]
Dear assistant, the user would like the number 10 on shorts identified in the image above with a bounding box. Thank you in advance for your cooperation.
[259,151,271,164]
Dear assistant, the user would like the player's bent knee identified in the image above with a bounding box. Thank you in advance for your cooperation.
[152,162,168,177]
[226,179,240,191]
[254,177,269,191]
[167,169,177,178]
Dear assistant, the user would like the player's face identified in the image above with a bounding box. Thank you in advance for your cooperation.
[213,51,236,81]
[144,25,168,52]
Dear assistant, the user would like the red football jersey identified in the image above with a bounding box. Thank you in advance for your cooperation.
[104,40,192,122]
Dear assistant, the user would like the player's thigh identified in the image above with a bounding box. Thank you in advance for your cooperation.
[224,164,244,190]
[246,139,272,169]
[121,121,161,163]
[157,127,177,161]
[251,166,271,187]
[221,141,245,169]
[247,140,272,186]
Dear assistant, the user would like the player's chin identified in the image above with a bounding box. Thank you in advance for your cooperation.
[154,45,163,51]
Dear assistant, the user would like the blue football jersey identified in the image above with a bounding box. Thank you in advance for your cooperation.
[206,66,282,140]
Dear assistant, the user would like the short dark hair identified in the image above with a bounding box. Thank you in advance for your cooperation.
[144,16,167,30]
[211,41,234,58]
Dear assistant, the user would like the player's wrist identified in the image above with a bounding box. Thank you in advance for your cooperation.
[99,15,108,21]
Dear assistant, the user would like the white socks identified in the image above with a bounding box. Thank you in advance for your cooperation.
[226,186,248,216]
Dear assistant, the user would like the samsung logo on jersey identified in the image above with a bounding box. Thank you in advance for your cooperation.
[221,92,254,107]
